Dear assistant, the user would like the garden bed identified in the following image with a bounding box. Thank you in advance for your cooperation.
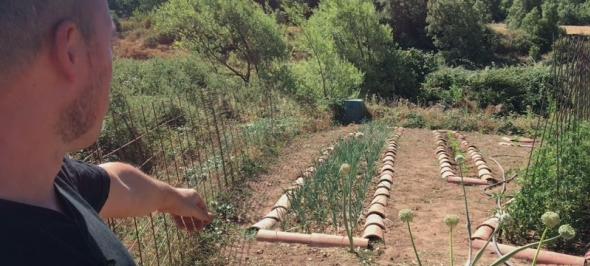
[247,123,406,248]
[434,130,497,185]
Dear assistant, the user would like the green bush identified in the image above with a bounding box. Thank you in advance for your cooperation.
[426,0,494,66]
[110,55,210,97]
[153,0,289,84]
[421,66,552,114]
[489,28,533,56]
[285,2,364,109]
[507,121,590,252]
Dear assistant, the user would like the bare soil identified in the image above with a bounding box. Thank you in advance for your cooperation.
[217,126,537,265]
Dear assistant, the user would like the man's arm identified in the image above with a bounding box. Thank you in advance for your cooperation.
[98,162,212,232]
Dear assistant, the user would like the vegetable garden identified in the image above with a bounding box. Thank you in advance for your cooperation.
[240,36,590,265]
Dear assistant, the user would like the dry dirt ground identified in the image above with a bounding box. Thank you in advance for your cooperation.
[221,126,535,265]
[489,23,590,36]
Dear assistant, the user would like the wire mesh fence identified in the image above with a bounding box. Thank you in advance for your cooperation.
[69,84,284,265]
[508,35,590,250]
[525,35,590,193]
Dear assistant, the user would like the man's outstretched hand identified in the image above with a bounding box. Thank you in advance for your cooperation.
[99,162,214,230]
[161,188,213,232]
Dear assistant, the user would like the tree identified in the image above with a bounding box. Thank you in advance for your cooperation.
[299,0,420,98]
[520,0,565,53]
[153,0,288,84]
[506,0,542,28]
[376,0,434,50]
[108,0,168,17]
[284,2,364,107]
[426,0,494,66]
[489,0,512,21]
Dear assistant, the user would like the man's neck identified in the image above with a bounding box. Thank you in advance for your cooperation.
[0,135,65,213]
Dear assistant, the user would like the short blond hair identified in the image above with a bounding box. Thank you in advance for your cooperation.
[0,0,99,83]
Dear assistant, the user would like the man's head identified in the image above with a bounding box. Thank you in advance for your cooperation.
[0,0,115,152]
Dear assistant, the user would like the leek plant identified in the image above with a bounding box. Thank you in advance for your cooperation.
[286,122,389,243]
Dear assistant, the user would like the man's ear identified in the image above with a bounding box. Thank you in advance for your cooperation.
[53,20,84,84]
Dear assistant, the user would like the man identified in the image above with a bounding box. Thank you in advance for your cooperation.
[0,1,212,265]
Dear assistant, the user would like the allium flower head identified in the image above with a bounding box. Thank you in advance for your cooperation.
[541,211,560,228]
[455,155,465,163]
[399,209,414,222]
[444,215,459,228]
[558,224,575,240]
[339,163,351,175]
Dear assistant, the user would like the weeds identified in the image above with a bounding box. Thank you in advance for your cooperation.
[367,100,538,137]
[447,132,470,174]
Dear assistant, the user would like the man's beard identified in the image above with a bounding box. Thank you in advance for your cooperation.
[54,53,105,146]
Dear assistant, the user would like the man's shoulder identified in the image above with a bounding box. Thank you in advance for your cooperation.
[55,156,111,213]
[56,156,100,180]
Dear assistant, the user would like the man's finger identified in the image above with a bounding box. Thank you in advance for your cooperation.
[190,205,212,222]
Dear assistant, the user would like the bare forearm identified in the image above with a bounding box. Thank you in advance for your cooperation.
[98,162,175,219]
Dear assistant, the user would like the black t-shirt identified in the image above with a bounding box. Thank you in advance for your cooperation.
[0,157,136,266]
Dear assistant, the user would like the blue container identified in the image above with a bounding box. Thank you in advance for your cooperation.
[342,99,368,124]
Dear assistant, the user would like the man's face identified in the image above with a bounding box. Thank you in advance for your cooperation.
[55,0,114,151]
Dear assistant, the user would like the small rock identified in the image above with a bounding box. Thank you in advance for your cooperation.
[256,250,263,254]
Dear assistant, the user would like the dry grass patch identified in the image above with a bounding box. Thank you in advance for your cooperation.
[489,23,590,36]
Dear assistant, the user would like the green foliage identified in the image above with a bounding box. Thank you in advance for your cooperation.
[426,0,494,66]
[398,48,441,95]
[110,55,212,98]
[283,2,363,108]
[289,56,363,107]
[557,0,590,25]
[506,0,542,28]
[489,28,533,56]
[401,111,427,128]
[421,66,552,114]
[289,0,426,100]
[490,0,512,21]
[376,0,434,50]
[286,122,389,233]
[108,0,168,17]
[507,121,590,252]
[507,0,564,53]
[153,0,288,84]
[521,1,565,53]
[508,0,590,26]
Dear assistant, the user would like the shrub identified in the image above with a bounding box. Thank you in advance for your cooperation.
[507,121,590,252]
[284,2,364,109]
[289,0,421,100]
[153,0,289,84]
[110,55,210,97]
[489,28,534,56]
[421,66,552,114]
[426,0,494,66]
